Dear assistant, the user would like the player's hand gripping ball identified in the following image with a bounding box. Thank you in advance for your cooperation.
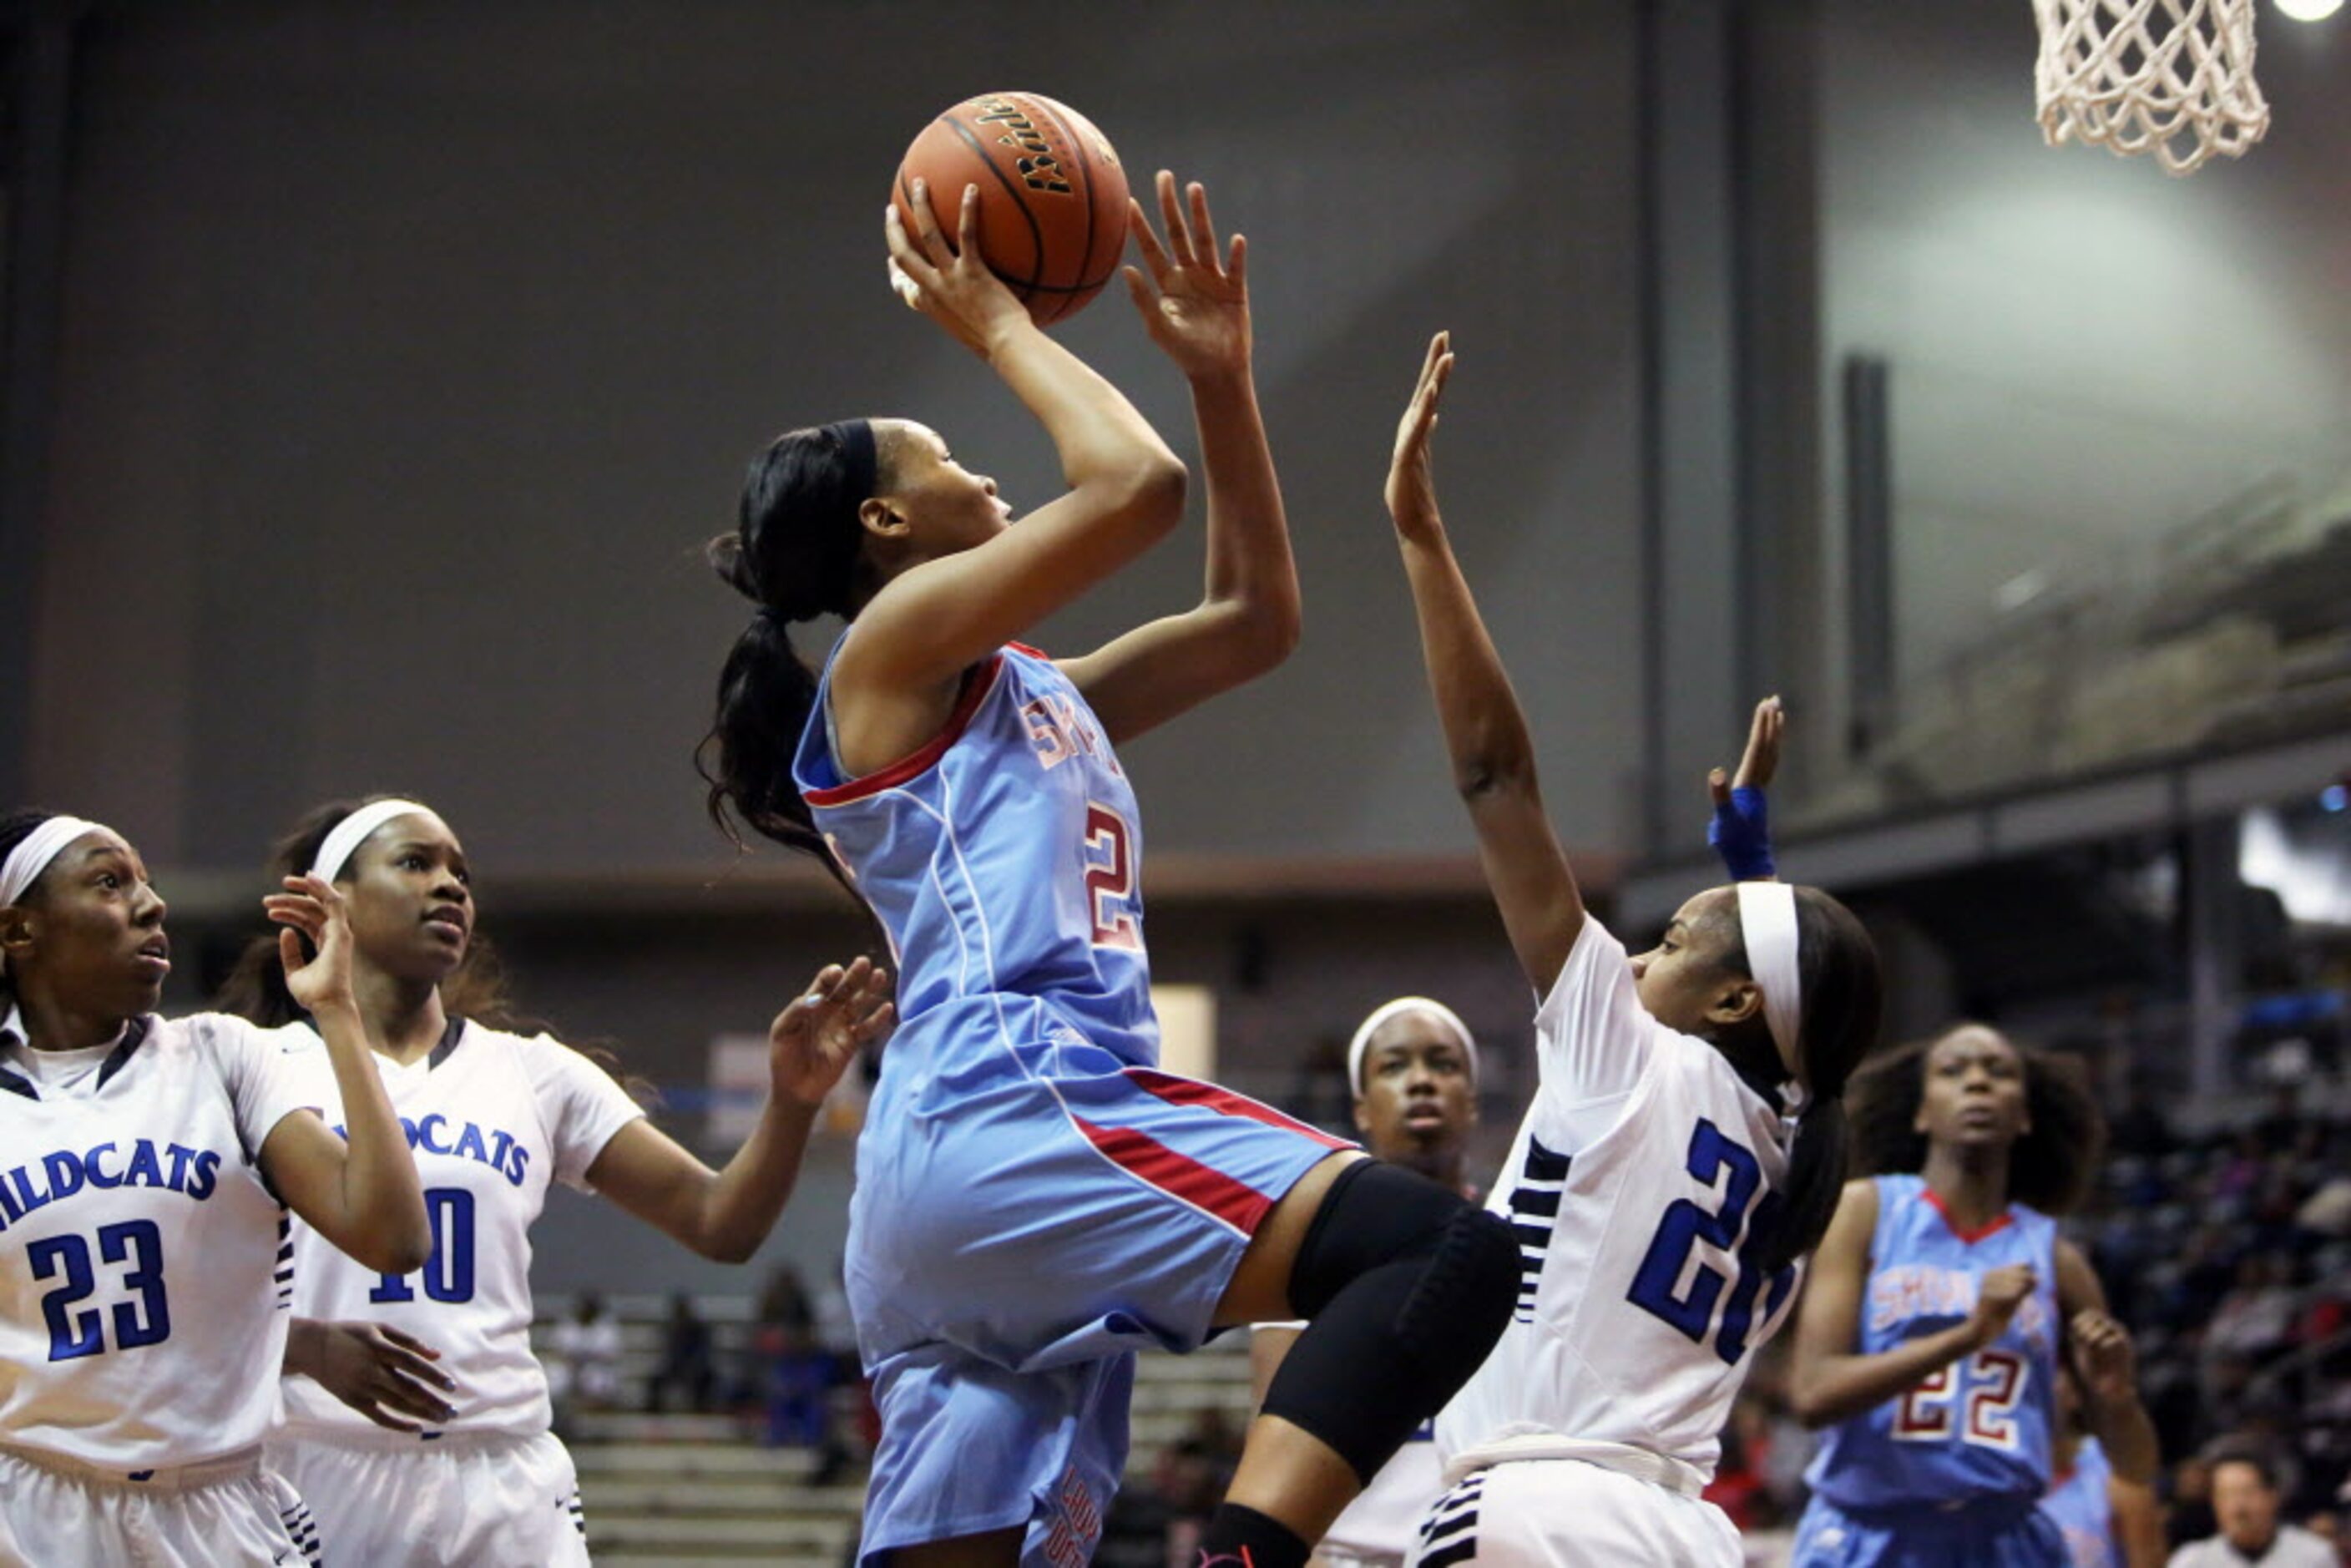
[892,92,1129,326]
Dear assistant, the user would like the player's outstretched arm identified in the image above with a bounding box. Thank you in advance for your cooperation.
[256,875,432,1275]
[1385,333,1583,995]
[1057,172,1301,743]
[845,182,1186,700]
[2055,1241,2161,1485]
[585,959,894,1263]
[1787,1180,2035,1427]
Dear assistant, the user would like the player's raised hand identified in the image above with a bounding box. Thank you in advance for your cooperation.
[1387,331,1454,543]
[2067,1308,2138,1403]
[770,956,896,1108]
[1967,1263,2037,1347]
[1707,696,1785,881]
[1125,171,1249,378]
[300,1321,458,1434]
[1710,695,1785,808]
[885,179,1029,357]
[265,873,358,1015]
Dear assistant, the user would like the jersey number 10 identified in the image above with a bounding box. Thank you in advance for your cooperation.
[1625,1120,1795,1366]
[370,1188,477,1304]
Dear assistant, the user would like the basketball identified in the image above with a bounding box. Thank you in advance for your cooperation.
[892,92,1130,327]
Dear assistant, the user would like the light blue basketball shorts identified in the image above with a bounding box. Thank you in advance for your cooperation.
[849,1056,1351,1565]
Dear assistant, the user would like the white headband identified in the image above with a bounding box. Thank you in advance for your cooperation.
[309,800,436,883]
[1347,996,1479,1093]
[1737,881,1805,1088]
[2,817,114,977]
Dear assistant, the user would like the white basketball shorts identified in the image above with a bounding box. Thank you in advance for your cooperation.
[1408,1459,1742,1568]
[264,1428,588,1568]
[0,1444,317,1568]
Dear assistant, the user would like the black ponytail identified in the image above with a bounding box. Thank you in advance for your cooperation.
[697,422,884,876]
[1721,885,1883,1275]
[1769,1097,1851,1275]
[0,809,57,1010]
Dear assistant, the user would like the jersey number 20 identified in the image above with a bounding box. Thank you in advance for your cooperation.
[1625,1120,1794,1366]
[28,1220,170,1361]
[370,1188,477,1304]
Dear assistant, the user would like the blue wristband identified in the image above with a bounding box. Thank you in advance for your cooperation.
[1709,784,1776,880]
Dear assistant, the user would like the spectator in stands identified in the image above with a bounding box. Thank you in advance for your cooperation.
[550,1292,625,1413]
[1156,1409,1246,1564]
[2205,1257,2301,1369]
[2251,1085,2313,1163]
[2110,1081,2179,1160]
[644,1292,717,1414]
[752,1264,832,1449]
[2170,1456,2219,1554]
[1700,1402,1774,1534]
[2167,1445,2335,1567]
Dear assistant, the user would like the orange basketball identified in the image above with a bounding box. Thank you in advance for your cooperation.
[892,92,1130,327]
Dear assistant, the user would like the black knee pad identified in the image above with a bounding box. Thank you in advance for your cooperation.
[1286,1158,1459,1318]
[1261,1161,1520,1483]
[1398,1200,1520,1351]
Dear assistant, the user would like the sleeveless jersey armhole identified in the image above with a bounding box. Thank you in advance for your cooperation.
[822,685,846,776]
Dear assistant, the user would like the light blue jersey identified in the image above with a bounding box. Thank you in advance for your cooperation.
[2040,1439,2119,1568]
[1792,1175,2064,1567]
[795,642,1346,1566]
[800,642,1158,1076]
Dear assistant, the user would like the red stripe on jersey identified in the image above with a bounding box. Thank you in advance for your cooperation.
[1072,1115,1273,1234]
[1122,1068,1355,1151]
[1921,1186,2015,1246]
[805,656,1004,806]
[1007,641,1050,660]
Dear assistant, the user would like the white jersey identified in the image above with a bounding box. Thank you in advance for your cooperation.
[279,1018,645,1440]
[0,1008,315,1470]
[1436,918,1800,1482]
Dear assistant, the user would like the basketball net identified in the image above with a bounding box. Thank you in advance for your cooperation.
[2032,0,2271,175]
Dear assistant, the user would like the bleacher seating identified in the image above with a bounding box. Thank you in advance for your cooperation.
[533,1295,1256,1566]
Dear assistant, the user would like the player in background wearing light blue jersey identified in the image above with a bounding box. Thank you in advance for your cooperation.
[1787,1024,2160,1567]
[215,795,893,1567]
[0,810,428,1567]
[2040,1362,2166,1567]
[695,177,1519,1568]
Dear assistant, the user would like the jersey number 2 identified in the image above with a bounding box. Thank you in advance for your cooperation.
[1625,1120,1795,1366]
[370,1187,477,1304]
[28,1220,170,1362]
[1083,804,1140,951]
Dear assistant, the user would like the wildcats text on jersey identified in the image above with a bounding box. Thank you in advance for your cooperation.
[332,1114,531,1186]
[0,1140,227,1230]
